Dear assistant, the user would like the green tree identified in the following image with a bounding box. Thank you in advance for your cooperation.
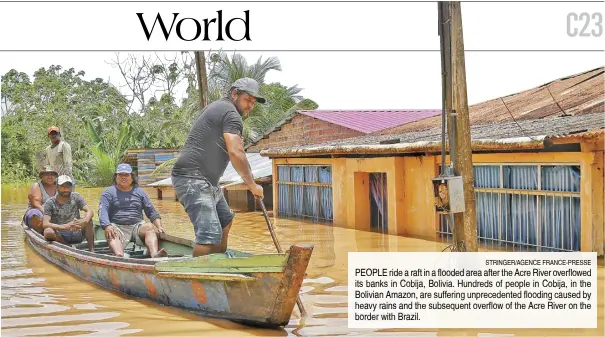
[151,53,318,178]
[1,65,129,184]
[1,53,318,186]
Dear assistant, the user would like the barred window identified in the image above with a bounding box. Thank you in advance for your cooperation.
[438,164,581,251]
[277,165,333,222]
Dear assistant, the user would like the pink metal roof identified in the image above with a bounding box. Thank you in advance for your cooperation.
[298,109,442,134]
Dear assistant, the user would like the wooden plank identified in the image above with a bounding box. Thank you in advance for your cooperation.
[156,271,257,281]
[591,151,604,255]
[155,155,175,161]
[156,234,254,258]
[155,253,289,273]
[273,160,279,217]
[475,187,580,197]
[276,181,331,187]
[158,240,193,255]
[580,152,595,251]
[156,253,288,268]
[156,266,285,273]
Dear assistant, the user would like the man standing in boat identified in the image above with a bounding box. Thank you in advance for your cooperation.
[171,78,265,257]
[44,126,75,187]
[23,165,58,234]
[42,175,95,252]
[99,163,167,258]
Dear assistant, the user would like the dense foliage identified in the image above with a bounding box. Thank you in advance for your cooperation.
[1,52,317,186]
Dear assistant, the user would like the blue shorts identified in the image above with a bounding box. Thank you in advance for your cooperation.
[172,175,235,245]
[57,228,84,244]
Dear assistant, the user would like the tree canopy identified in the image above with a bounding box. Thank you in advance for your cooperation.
[1,51,317,186]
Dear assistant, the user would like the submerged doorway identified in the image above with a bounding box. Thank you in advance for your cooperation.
[370,173,388,233]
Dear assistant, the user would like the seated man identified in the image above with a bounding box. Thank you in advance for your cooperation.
[42,175,95,252]
[99,163,167,258]
[23,165,58,234]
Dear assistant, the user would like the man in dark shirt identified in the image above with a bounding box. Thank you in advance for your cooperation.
[172,77,265,257]
[99,163,167,258]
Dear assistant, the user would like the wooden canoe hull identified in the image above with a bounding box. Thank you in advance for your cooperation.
[22,223,313,327]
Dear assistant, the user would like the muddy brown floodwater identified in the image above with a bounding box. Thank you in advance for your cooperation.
[1,185,603,336]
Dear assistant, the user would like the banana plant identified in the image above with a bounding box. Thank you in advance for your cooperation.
[85,118,132,186]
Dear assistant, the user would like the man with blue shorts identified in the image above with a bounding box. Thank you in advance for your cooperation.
[172,78,265,257]
[42,175,95,252]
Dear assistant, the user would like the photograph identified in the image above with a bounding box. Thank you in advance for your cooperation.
[1,1,603,336]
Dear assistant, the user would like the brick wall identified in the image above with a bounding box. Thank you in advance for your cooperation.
[247,114,364,152]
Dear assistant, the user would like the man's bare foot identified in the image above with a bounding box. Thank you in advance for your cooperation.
[151,248,167,258]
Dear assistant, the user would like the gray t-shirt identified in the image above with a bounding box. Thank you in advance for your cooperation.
[171,97,243,186]
[43,193,87,225]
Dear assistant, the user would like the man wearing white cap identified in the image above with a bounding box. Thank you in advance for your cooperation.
[42,175,95,252]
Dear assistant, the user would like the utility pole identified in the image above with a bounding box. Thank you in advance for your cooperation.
[439,1,478,252]
[438,3,453,160]
[194,51,209,108]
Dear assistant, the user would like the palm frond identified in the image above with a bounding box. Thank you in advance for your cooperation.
[114,121,132,159]
[151,157,177,177]
[84,119,103,147]
[90,145,117,186]
[250,56,281,81]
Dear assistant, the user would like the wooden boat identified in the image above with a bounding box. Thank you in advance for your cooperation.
[21,221,314,328]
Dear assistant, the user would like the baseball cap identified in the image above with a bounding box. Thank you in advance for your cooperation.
[39,165,58,178]
[230,78,266,104]
[116,163,132,174]
[57,175,73,186]
[48,126,60,135]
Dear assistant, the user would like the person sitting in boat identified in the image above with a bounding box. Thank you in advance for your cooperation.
[98,163,167,258]
[42,175,95,252]
[23,165,59,234]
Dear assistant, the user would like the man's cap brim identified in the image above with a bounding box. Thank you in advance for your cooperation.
[247,92,266,104]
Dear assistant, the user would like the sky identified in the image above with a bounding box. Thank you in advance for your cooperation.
[1,1,603,111]
[2,51,602,112]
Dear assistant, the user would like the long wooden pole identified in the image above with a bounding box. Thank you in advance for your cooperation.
[439,2,453,151]
[257,198,308,317]
[439,1,460,247]
[194,51,209,108]
[449,1,478,252]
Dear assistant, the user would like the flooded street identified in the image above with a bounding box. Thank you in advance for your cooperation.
[1,186,603,336]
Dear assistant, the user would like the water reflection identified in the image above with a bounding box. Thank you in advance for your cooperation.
[2,185,603,337]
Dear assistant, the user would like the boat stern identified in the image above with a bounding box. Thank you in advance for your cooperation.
[266,244,314,326]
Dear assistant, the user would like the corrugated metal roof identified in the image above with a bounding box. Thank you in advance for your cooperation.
[147,153,272,187]
[298,109,442,134]
[261,113,605,157]
[379,67,604,135]
[245,109,443,149]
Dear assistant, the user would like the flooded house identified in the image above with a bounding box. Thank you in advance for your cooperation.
[146,109,444,211]
[260,67,605,256]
